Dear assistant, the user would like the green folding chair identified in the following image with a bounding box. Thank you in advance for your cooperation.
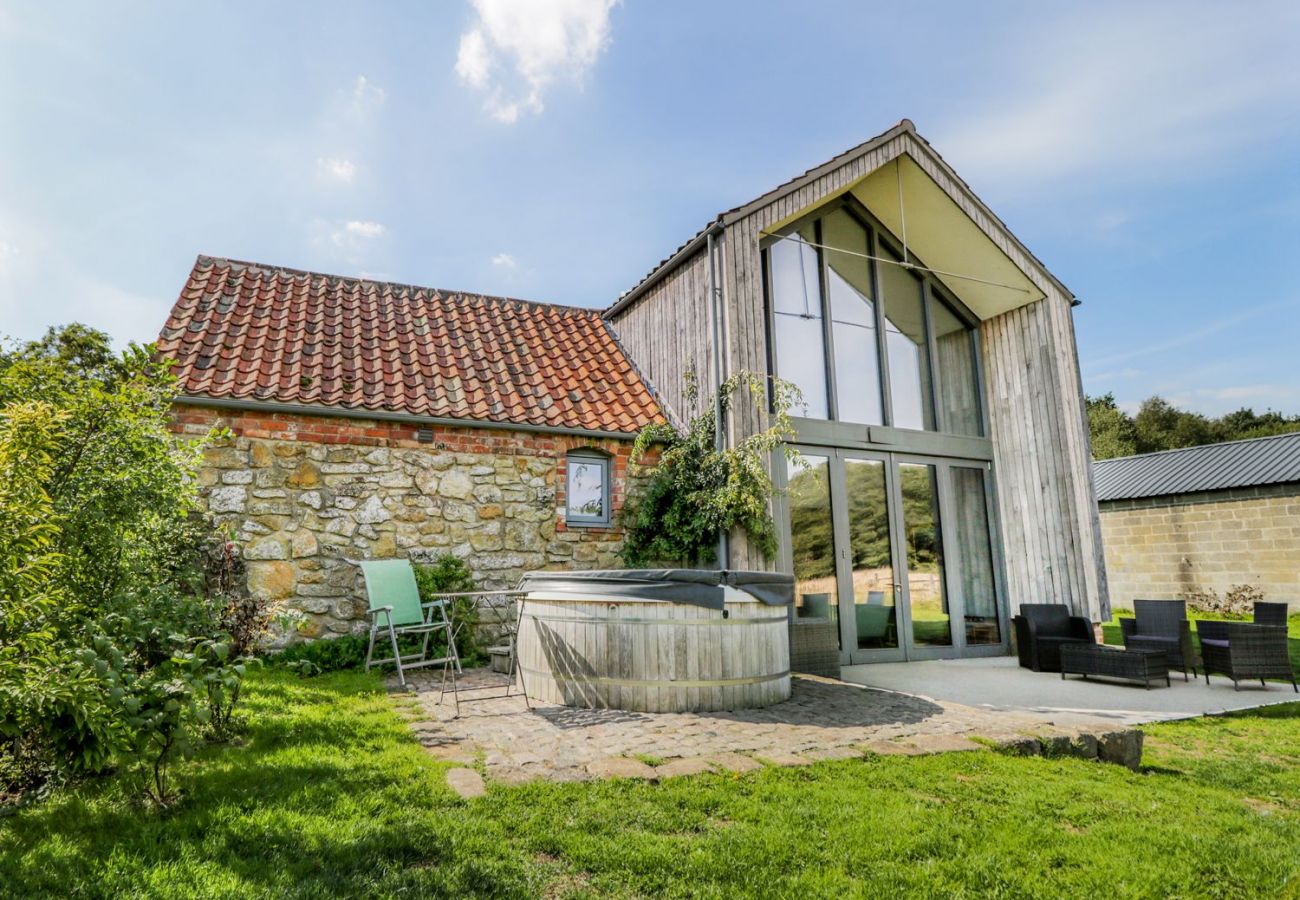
[355,559,461,689]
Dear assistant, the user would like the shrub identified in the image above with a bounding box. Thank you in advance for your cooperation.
[270,634,370,675]
[414,554,482,660]
[0,325,250,804]
[1183,584,1266,617]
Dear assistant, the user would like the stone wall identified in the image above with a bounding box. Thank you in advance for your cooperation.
[173,404,641,644]
[1099,483,1300,612]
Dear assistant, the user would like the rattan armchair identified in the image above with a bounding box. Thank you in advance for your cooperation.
[1119,599,1198,680]
[1013,604,1094,672]
[1197,620,1296,691]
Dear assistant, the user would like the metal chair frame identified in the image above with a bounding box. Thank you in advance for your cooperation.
[427,588,528,717]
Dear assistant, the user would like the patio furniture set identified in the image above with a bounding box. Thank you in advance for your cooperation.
[1014,599,1297,691]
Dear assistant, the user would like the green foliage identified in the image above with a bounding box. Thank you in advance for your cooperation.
[1085,393,1139,459]
[1088,392,1300,460]
[269,634,370,675]
[0,324,251,804]
[414,554,481,660]
[620,370,800,567]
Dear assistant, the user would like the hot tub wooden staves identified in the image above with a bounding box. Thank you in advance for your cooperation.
[516,590,791,713]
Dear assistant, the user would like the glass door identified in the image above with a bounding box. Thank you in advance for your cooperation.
[783,449,1008,664]
[841,455,904,662]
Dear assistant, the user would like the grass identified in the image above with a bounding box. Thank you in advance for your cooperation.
[3,670,1300,898]
[1103,611,1300,671]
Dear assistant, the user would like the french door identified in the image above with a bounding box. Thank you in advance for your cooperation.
[784,447,1008,664]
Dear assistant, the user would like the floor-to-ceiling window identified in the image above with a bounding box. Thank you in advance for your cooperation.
[768,197,1005,662]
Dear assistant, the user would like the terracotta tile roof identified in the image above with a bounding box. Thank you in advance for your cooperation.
[158,256,666,435]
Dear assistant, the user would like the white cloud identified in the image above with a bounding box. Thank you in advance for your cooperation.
[308,219,389,267]
[340,220,385,241]
[317,157,357,183]
[455,0,618,123]
[491,252,517,269]
[940,2,1300,191]
[350,75,386,109]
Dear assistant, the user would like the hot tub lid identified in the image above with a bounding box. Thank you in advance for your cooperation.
[518,569,793,610]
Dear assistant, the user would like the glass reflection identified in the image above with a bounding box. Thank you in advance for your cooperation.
[932,299,982,436]
[787,454,837,639]
[844,458,896,648]
[899,463,951,646]
[951,466,1000,644]
[822,209,882,425]
[881,247,933,431]
[770,223,828,418]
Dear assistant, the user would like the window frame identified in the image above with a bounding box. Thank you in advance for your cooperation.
[762,194,985,437]
[564,449,612,527]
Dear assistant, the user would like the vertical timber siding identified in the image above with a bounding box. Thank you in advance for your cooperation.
[981,289,1109,621]
[607,248,714,426]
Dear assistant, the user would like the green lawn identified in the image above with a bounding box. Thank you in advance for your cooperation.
[3,670,1300,898]
[1103,612,1300,671]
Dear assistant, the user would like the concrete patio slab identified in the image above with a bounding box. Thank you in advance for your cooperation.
[842,656,1298,728]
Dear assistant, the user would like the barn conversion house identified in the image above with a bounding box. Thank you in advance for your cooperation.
[160,120,1109,662]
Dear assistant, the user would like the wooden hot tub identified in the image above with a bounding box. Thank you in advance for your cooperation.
[516,570,793,713]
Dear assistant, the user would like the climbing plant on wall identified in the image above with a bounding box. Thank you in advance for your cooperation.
[619,370,800,567]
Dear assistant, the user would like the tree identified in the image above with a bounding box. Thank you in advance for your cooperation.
[1086,394,1138,460]
[0,324,246,802]
[1086,392,1300,460]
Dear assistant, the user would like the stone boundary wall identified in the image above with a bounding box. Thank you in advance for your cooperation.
[172,404,644,644]
[1098,483,1300,611]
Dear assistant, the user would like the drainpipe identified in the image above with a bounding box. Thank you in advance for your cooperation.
[706,224,729,570]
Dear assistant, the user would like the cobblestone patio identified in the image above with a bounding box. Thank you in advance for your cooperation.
[397,669,1144,794]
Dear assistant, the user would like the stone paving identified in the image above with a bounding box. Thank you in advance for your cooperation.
[398,668,1145,796]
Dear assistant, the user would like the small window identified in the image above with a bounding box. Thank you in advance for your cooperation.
[565,451,611,526]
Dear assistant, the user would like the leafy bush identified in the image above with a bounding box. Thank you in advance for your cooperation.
[620,370,800,567]
[269,634,370,675]
[414,554,481,660]
[0,325,252,804]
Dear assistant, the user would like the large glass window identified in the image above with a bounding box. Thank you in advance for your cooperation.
[766,202,981,436]
[787,454,837,634]
[770,222,827,419]
[823,210,883,425]
[899,463,951,647]
[950,466,1000,645]
[845,458,896,648]
[881,246,933,431]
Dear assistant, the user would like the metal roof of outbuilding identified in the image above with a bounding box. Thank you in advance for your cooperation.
[1093,431,1300,502]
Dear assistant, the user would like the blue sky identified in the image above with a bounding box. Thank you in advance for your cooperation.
[1,1,1297,415]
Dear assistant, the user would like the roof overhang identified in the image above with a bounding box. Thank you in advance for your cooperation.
[758,153,1047,320]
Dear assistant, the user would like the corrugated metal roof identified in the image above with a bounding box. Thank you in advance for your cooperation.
[1093,431,1300,502]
